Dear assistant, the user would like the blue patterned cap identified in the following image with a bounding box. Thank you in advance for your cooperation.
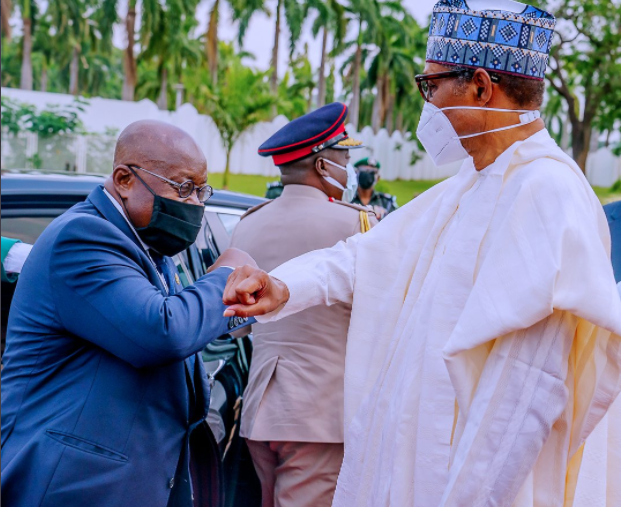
[426,0,556,80]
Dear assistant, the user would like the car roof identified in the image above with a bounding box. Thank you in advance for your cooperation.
[1,170,265,210]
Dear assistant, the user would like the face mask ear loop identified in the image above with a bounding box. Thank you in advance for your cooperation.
[455,111,541,140]
[128,166,157,197]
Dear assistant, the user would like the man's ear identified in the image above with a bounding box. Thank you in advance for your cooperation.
[112,165,134,198]
[315,157,329,176]
[472,69,493,104]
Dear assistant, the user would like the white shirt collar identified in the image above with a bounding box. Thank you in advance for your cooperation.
[102,187,151,253]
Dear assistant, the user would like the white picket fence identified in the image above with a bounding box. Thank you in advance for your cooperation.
[1,87,619,186]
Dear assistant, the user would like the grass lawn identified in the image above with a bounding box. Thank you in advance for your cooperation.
[209,172,620,206]
[208,172,444,205]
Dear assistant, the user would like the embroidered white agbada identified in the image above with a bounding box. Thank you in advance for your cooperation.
[256,130,621,506]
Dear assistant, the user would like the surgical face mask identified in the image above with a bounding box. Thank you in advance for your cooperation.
[322,158,358,202]
[128,170,205,257]
[358,170,378,190]
[416,102,541,167]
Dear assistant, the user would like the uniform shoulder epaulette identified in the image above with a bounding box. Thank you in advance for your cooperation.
[240,200,273,220]
[330,199,375,214]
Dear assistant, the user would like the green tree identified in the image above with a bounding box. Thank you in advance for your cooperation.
[341,0,383,129]
[306,0,346,108]
[140,0,202,110]
[1,0,12,38]
[234,0,305,109]
[17,0,38,90]
[277,47,315,117]
[544,0,621,172]
[197,44,274,188]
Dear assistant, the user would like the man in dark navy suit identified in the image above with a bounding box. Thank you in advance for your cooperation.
[1,120,255,507]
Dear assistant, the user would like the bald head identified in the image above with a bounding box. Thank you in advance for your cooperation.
[114,120,206,176]
[105,120,209,230]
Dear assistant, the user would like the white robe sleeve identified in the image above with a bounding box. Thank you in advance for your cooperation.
[256,234,361,323]
[440,310,577,506]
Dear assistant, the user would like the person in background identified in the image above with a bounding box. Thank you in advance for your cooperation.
[230,102,376,507]
[351,157,398,220]
[604,200,621,298]
[1,120,255,507]
[1,237,32,283]
[604,200,620,282]
[264,180,284,199]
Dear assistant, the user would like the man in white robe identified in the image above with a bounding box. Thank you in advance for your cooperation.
[222,1,621,505]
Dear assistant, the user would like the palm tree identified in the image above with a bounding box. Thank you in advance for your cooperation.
[306,0,346,108]
[1,0,12,39]
[140,0,202,110]
[366,7,421,132]
[18,0,35,89]
[48,0,96,96]
[198,43,275,188]
[234,0,304,111]
[341,0,383,129]
[122,0,136,100]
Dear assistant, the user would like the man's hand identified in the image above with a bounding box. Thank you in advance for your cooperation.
[208,248,258,273]
[222,265,290,317]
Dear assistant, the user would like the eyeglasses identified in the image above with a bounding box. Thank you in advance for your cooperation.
[129,165,213,203]
[415,69,501,102]
[415,70,473,102]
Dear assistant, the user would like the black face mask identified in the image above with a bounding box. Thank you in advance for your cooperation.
[358,170,377,190]
[126,171,204,257]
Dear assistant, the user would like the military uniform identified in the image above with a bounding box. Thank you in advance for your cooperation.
[231,102,377,507]
[352,191,398,219]
[352,157,398,220]
[265,181,284,199]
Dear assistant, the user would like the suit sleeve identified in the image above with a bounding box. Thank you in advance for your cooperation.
[256,233,362,324]
[50,215,235,368]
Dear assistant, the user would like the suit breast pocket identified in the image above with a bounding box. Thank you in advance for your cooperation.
[46,429,129,462]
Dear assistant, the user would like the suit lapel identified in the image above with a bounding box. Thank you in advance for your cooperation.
[87,185,168,295]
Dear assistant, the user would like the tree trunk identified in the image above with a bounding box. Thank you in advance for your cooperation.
[223,147,231,190]
[69,45,80,95]
[349,19,363,129]
[206,0,219,84]
[40,64,48,91]
[371,74,386,132]
[316,26,329,108]
[307,84,315,113]
[20,7,32,90]
[270,0,283,116]
[395,110,404,133]
[122,1,137,101]
[384,91,395,134]
[571,121,590,173]
[157,67,168,110]
[1,0,11,39]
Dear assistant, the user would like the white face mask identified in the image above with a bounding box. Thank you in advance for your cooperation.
[416,102,541,167]
[322,159,359,202]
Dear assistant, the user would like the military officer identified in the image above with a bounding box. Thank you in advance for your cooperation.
[230,102,377,507]
[351,157,398,220]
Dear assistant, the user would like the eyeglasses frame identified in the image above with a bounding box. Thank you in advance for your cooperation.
[128,164,213,203]
[415,69,501,102]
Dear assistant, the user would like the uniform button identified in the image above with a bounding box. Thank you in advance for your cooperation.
[169,478,175,489]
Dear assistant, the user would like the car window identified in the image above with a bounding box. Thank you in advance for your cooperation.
[217,213,241,236]
[1,217,56,244]
[171,251,194,287]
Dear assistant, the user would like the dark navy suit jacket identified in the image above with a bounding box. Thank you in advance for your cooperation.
[605,200,621,283]
[1,186,239,507]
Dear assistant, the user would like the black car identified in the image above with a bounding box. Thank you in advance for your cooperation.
[0,170,263,507]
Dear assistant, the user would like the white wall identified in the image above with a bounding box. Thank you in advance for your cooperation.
[1,87,619,186]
